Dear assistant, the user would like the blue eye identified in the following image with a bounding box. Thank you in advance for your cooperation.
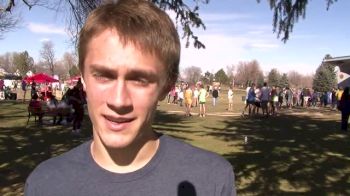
[135,78,149,85]
[93,73,110,82]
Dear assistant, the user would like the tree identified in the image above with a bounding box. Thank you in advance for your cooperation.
[69,65,80,77]
[182,66,202,84]
[313,60,337,92]
[12,51,34,76]
[279,73,289,88]
[287,70,303,88]
[0,0,339,45]
[267,68,281,87]
[257,0,338,42]
[235,60,263,87]
[0,52,15,72]
[214,68,229,85]
[301,74,313,88]
[226,64,235,85]
[40,40,56,75]
[201,71,214,85]
[62,52,78,71]
[0,12,18,39]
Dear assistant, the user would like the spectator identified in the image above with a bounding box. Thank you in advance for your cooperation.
[260,82,270,117]
[21,80,27,102]
[30,81,37,98]
[184,83,193,116]
[193,86,199,107]
[28,93,43,124]
[198,84,209,117]
[338,87,350,131]
[212,86,219,106]
[227,86,234,111]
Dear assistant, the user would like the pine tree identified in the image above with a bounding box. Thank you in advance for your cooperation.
[279,73,289,88]
[214,69,229,85]
[313,63,336,92]
[267,68,281,87]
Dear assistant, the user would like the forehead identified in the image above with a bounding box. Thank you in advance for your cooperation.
[84,29,165,74]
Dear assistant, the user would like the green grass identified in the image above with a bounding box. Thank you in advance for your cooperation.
[1,90,350,195]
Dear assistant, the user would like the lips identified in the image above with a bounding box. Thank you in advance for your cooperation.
[103,115,135,132]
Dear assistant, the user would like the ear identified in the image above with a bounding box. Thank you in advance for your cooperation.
[80,75,86,91]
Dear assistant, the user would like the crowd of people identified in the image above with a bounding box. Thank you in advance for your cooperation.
[241,82,347,117]
[27,78,86,135]
[167,82,224,117]
[162,80,349,132]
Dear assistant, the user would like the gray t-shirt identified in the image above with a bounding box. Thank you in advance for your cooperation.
[25,134,236,196]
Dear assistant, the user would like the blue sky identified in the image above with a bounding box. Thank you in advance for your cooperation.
[1,0,349,75]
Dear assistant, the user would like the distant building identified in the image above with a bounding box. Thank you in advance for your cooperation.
[323,55,350,88]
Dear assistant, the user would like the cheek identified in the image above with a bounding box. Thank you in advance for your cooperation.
[85,83,107,105]
[132,88,159,107]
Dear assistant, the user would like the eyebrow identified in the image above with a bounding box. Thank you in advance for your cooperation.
[89,64,160,81]
[89,64,116,77]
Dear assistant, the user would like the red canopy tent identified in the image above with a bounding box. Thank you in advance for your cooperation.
[24,73,59,101]
[64,75,81,86]
[24,73,59,83]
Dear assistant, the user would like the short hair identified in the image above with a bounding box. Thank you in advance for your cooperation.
[78,0,180,85]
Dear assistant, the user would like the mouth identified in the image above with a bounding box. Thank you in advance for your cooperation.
[103,115,135,132]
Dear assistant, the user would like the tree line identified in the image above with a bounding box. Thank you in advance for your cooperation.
[0,40,79,80]
[181,56,337,92]
[1,47,337,92]
[182,60,314,89]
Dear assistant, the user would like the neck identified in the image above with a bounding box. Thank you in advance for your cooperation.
[91,131,160,174]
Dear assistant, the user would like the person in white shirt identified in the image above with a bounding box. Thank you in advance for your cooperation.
[227,86,234,111]
[193,87,199,107]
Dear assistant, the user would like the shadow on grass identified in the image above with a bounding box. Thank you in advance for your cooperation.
[153,110,193,141]
[0,113,92,195]
[1,100,349,195]
[203,113,350,195]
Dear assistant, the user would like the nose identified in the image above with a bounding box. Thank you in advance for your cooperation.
[106,79,133,114]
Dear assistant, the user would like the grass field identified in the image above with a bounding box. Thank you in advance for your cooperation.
[1,89,349,195]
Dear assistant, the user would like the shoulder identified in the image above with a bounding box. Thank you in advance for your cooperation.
[161,135,232,171]
[26,141,91,188]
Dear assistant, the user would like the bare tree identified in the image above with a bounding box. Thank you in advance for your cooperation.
[287,70,303,88]
[54,60,69,80]
[62,52,77,71]
[235,60,263,87]
[0,52,16,72]
[226,65,235,78]
[301,74,314,88]
[33,60,47,73]
[0,0,43,38]
[182,65,202,85]
[0,12,18,39]
[40,40,55,75]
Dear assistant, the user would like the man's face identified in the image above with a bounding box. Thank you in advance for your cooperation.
[82,29,168,149]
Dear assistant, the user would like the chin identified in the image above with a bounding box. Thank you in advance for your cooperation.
[101,134,135,149]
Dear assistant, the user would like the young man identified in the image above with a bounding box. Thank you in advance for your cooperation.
[212,86,219,106]
[227,86,234,111]
[198,84,209,117]
[260,82,270,117]
[24,0,236,195]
